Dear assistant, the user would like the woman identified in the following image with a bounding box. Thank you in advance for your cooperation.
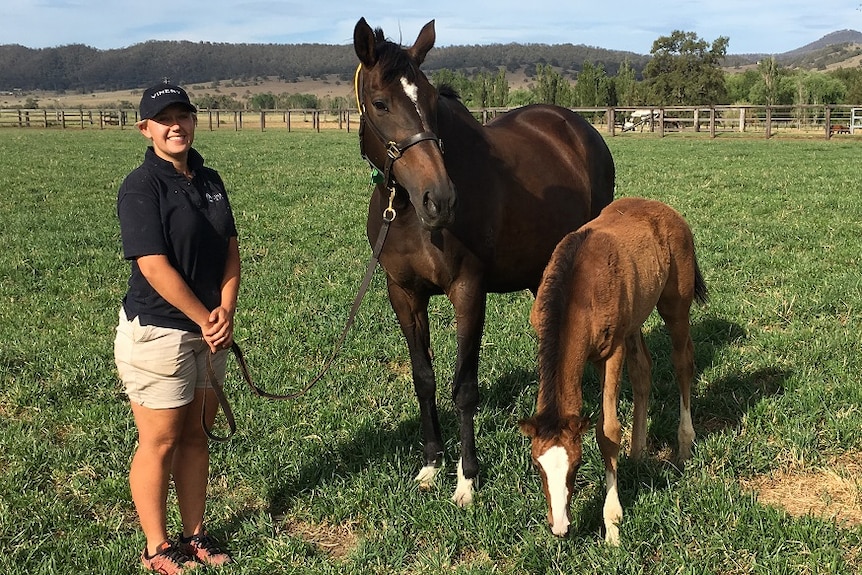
[115,82,239,574]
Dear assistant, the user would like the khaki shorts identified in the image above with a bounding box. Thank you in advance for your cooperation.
[114,307,228,409]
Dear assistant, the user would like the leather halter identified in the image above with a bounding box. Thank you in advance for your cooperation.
[354,64,443,191]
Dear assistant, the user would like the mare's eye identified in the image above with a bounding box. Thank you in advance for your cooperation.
[372,100,388,112]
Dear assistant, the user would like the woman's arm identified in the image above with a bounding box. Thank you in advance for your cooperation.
[202,236,241,351]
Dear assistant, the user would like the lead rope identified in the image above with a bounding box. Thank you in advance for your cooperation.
[202,188,397,441]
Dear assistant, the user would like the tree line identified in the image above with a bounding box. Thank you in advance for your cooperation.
[431,31,862,110]
[3,31,861,112]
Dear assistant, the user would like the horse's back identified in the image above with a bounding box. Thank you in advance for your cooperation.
[583,197,700,311]
[456,104,614,291]
[486,105,614,218]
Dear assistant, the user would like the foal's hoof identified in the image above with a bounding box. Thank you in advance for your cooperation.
[604,524,621,546]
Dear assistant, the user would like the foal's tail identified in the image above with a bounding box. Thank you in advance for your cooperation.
[693,253,709,306]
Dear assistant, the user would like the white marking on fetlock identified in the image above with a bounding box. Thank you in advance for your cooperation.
[415,464,441,490]
[603,470,622,545]
[452,458,475,507]
[678,397,695,461]
[537,445,571,535]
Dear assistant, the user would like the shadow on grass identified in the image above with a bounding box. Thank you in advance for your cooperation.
[256,314,788,542]
[478,314,790,541]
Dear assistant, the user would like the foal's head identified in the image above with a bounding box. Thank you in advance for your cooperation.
[520,414,589,536]
[353,17,457,230]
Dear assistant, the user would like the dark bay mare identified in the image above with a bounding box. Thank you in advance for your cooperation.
[520,197,708,542]
[353,17,615,506]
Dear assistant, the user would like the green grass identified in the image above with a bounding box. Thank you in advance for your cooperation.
[1,128,860,574]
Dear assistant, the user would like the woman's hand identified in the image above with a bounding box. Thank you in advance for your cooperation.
[203,306,234,353]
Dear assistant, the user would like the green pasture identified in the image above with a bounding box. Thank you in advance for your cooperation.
[0,128,860,574]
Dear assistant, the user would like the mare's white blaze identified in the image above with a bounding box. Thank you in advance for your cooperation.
[537,445,571,536]
[452,458,474,507]
[603,470,622,545]
[678,396,695,460]
[400,77,429,130]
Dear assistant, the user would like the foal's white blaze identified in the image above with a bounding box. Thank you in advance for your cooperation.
[603,470,623,545]
[400,77,429,130]
[537,445,571,536]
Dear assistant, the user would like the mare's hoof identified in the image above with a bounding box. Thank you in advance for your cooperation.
[415,464,440,491]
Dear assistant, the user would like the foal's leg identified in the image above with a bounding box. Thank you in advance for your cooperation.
[387,280,444,487]
[448,283,487,507]
[657,299,696,462]
[625,331,653,460]
[596,348,625,545]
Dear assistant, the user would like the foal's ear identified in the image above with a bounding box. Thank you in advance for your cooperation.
[564,416,590,437]
[408,20,436,65]
[518,418,538,438]
[353,17,377,68]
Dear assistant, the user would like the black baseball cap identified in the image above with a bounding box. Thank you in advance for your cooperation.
[139,83,197,120]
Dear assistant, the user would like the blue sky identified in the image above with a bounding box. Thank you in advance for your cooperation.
[4,1,861,55]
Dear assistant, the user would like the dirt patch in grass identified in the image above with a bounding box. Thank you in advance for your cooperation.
[282,519,359,560]
[742,452,862,527]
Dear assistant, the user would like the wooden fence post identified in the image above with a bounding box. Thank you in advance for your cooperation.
[765,106,772,139]
[709,107,716,138]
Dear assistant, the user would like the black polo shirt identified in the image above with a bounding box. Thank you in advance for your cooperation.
[118,147,237,332]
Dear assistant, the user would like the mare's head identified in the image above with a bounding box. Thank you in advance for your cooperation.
[519,413,589,536]
[353,17,457,230]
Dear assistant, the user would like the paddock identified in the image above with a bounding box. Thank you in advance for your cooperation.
[0,129,860,574]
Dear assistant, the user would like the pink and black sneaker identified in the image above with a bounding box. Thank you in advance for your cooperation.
[179,531,233,566]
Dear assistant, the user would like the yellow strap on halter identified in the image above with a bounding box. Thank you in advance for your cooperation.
[353,63,363,114]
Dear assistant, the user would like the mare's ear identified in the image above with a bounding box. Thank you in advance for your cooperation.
[408,20,436,65]
[354,17,377,68]
[518,418,538,438]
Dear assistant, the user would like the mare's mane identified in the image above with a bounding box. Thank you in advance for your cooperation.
[531,229,592,436]
[371,28,422,85]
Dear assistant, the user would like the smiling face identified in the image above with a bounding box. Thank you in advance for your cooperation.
[137,103,196,165]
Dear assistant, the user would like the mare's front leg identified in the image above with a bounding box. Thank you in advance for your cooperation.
[596,348,625,545]
[387,279,444,488]
[448,283,487,507]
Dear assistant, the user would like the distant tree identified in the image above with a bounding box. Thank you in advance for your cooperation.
[747,60,795,106]
[193,94,242,110]
[280,93,318,109]
[756,57,785,106]
[725,69,760,103]
[795,71,846,105]
[612,59,639,106]
[572,62,611,107]
[248,92,276,110]
[828,67,862,104]
[507,88,536,107]
[532,64,574,106]
[643,30,729,105]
